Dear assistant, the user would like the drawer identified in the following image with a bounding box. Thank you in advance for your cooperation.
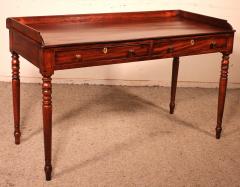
[55,42,150,65]
[153,36,228,57]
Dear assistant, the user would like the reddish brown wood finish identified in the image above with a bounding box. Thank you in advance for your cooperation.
[42,76,52,181]
[55,41,150,66]
[10,30,40,67]
[216,54,230,139]
[7,10,234,48]
[170,57,180,114]
[6,10,235,181]
[11,52,21,145]
[152,35,228,58]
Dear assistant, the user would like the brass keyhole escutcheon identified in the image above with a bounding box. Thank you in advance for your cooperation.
[190,39,195,45]
[167,45,174,53]
[210,41,217,49]
[103,47,108,54]
[75,54,82,61]
[128,49,135,57]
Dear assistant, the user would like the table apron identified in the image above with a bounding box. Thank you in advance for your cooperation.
[52,34,233,70]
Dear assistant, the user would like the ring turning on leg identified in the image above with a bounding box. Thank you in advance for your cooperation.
[216,54,230,139]
[12,52,21,144]
[42,76,53,180]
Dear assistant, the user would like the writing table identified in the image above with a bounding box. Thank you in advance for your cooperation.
[6,10,235,181]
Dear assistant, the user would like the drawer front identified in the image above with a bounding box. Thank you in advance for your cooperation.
[153,36,228,57]
[55,42,150,65]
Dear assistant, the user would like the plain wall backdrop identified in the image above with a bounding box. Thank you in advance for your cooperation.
[1,0,240,87]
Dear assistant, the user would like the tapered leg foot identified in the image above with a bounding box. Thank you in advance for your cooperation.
[45,165,52,181]
[169,57,179,114]
[42,76,53,181]
[216,127,222,139]
[14,132,21,145]
[170,103,175,114]
[216,54,230,139]
[12,52,21,144]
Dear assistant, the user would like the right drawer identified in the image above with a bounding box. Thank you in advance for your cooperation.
[152,36,228,57]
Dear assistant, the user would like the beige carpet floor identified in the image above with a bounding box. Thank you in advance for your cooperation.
[0,82,240,187]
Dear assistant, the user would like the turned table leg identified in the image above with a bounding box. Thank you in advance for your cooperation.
[216,54,230,139]
[42,76,53,180]
[170,57,179,114]
[12,52,21,145]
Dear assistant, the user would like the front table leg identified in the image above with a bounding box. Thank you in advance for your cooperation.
[42,76,53,180]
[12,52,21,144]
[216,54,230,139]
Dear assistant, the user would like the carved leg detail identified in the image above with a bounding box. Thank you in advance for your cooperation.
[12,52,21,145]
[216,54,229,139]
[170,57,179,114]
[42,76,52,180]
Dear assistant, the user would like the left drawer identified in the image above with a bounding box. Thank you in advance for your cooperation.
[55,42,150,66]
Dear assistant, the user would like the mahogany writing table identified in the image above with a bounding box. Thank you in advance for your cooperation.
[6,10,235,181]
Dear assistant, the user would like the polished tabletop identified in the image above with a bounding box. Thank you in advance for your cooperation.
[26,17,230,46]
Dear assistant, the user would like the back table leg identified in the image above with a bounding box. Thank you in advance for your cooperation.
[170,57,180,114]
[42,75,53,180]
[12,52,21,145]
[216,54,230,139]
